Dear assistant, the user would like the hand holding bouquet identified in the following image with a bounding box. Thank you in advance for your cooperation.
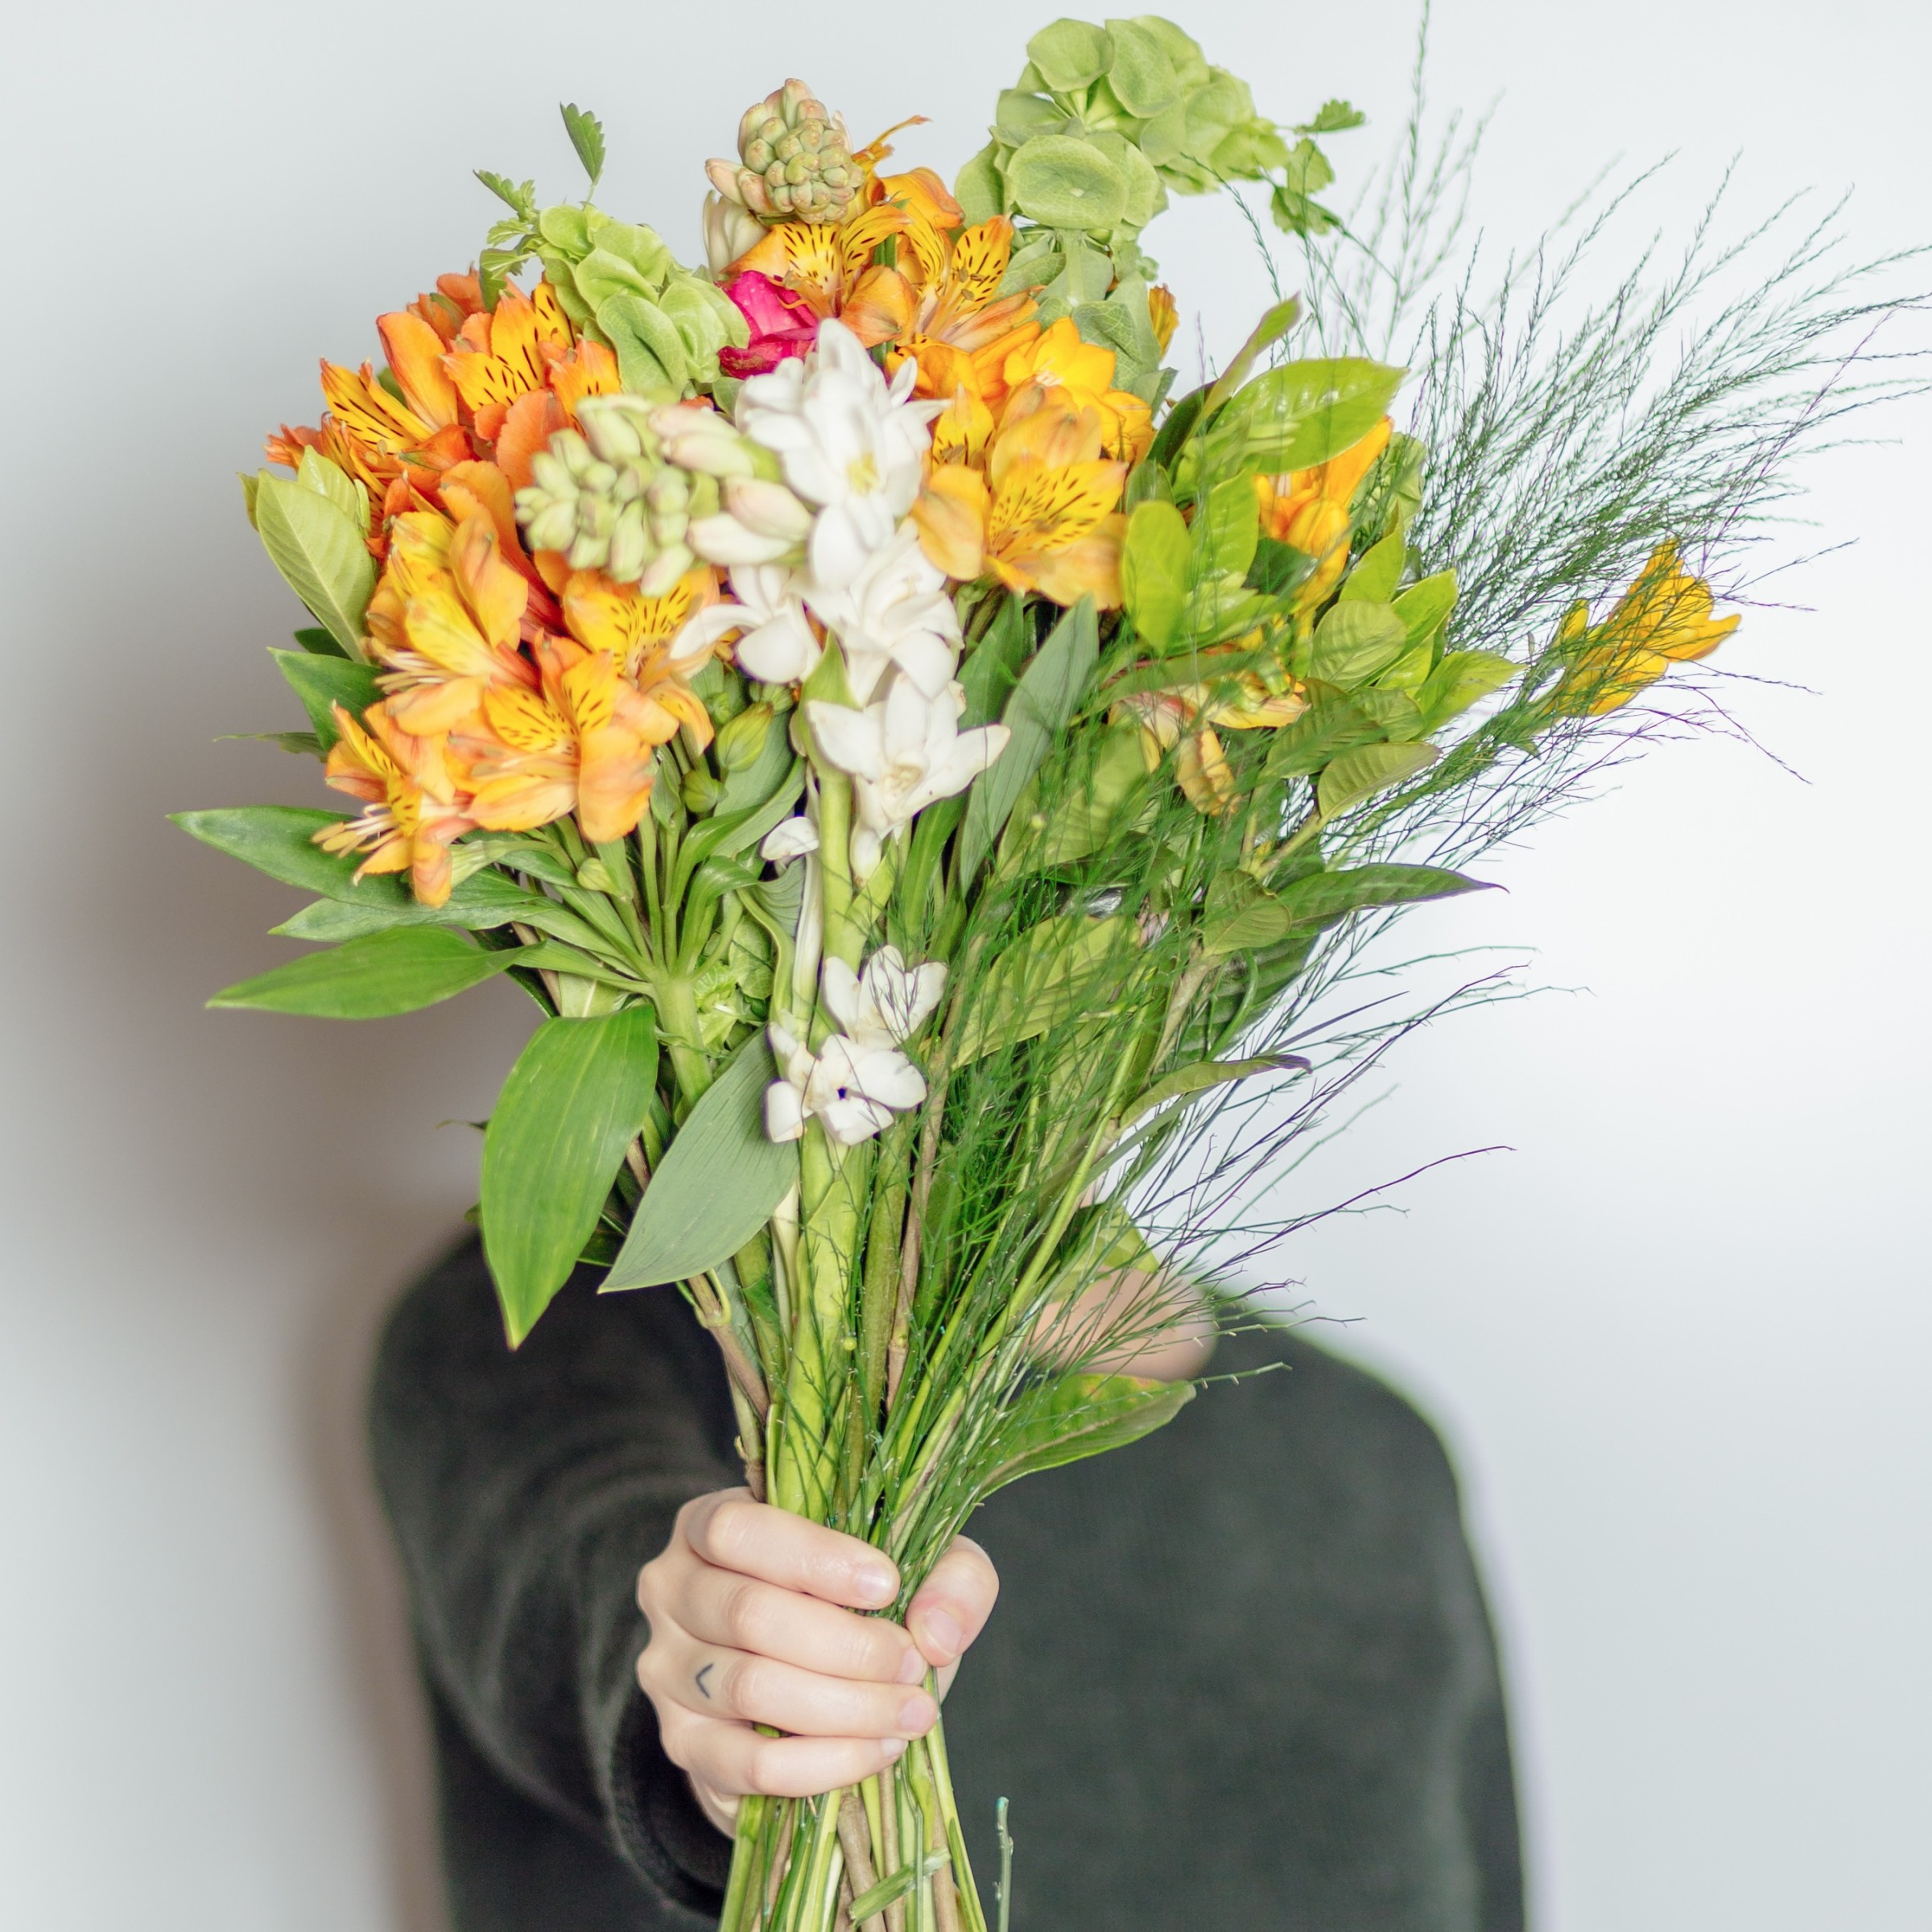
[181,17,1899,1929]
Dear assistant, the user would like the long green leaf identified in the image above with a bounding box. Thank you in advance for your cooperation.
[174,806,407,904]
[958,596,1099,884]
[208,927,514,1018]
[602,1031,798,1292]
[1121,1053,1309,1125]
[1316,740,1439,817]
[483,1004,658,1345]
[269,868,573,941]
[270,650,380,748]
[1274,861,1490,927]
[253,473,375,658]
[976,1373,1194,1495]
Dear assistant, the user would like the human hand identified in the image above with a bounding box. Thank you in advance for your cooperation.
[635,1488,999,1834]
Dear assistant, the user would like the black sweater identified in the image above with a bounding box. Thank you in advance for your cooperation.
[371,1238,1524,1932]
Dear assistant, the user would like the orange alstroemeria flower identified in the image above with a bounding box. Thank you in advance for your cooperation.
[364,510,538,735]
[914,384,1128,607]
[316,701,476,906]
[1253,415,1394,613]
[562,568,720,716]
[452,634,676,844]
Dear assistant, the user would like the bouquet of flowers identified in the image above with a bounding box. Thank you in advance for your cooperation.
[180,17,1902,1930]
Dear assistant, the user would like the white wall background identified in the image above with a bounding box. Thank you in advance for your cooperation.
[1,3,1924,1928]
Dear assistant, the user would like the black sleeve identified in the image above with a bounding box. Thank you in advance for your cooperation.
[369,1236,742,1913]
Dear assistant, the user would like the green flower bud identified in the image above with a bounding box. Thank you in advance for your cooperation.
[681,766,722,815]
[713,701,775,774]
[714,78,858,226]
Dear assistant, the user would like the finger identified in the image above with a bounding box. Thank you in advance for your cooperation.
[662,1704,909,1802]
[906,1536,1000,1671]
[675,1567,927,1686]
[680,1492,900,1609]
[647,1637,939,1739]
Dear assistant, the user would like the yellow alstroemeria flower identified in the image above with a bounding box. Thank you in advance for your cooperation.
[913,384,1127,607]
[1114,672,1310,815]
[316,701,477,906]
[1002,317,1153,464]
[1554,545,1740,715]
[561,570,719,753]
[365,510,537,736]
[1253,415,1394,613]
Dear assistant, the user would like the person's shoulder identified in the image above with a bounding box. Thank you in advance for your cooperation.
[1200,1314,1466,1509]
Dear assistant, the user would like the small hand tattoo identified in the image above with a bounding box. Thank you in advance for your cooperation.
[695,1662,715,1700]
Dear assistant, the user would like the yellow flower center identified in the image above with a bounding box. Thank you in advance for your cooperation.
[847,452,880,494]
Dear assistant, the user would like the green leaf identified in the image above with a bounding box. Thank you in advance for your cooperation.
[560,102,606,193]
[269,867,567,940]
[1316,741,1439,817]
[1340,527,1406,605]
[1417,650,1517,729]
[954,141,1005,225]
[295,448,365,526]
[954,913,1131,1065]
[977,1373,1194,1495]
[1261,696,1387,779]
[239,470,259,528]
[484,1004,658,1345]
[957,593,1030,728]
[1202,296,1302,416]
[1123,1052,1307,1117]
[1246,535,1315,598]
[602,1031,798,1292]
[1194,475,1259,580]
[1297,98,1366,134]
[1235,358,1404,475]
[269,650,379,747]
[597,291,687,395]
[252,473,375,658]
[1274,862,1489,929]
[1026,18,1113,89]
[1027,724,1150,869]
[174,805,407,904]
[293,625,350,659]
[475,169,535,217]
[1121,500,1191,651]
[208,927,514,1018]
[1393,569,1458,646]
[958,596,1099,884]
[1304,602,1410,688]
[1004,134,1129,233]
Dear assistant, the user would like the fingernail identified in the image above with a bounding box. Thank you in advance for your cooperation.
[855,1567,897,1608]
[881,1737,907,1761]
[920,1610,963,1661]
[898,1695,935,1734]
[895,1647,929,1686]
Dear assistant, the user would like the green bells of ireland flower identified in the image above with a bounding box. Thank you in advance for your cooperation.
[532,205,748,397]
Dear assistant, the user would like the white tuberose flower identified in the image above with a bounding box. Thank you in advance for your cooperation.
[760,815,820,864]
[737,319,943,591]
[805,679,1010,879]
[764,1022,927,1147]
[803,525,961,704]
[671,564,820,686]
[822,947,946,1051]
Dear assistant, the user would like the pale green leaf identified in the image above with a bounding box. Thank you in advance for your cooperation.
[1194,475,1259,580]
[1393,569,1459,645]
[977,1373,1194,1494]
[953,913,1131,1065]
[560,101,606,192]
[253,473,375,658]
[1121,500,1191,650]
[483,1004,658,1345]
[1236,357,1404,475]
[1340,526,1406,604]
[1418,650,1517,729]
[1316,741,1440,816]
[208,927,513,1018]
[1102,17,1180,117]
[1274,861,1489,928]
[295,448,365,526]
[602,1032,798,1292]
[1304,601,1410,688]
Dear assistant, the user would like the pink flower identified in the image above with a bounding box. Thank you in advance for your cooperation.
[719,272,819,378]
